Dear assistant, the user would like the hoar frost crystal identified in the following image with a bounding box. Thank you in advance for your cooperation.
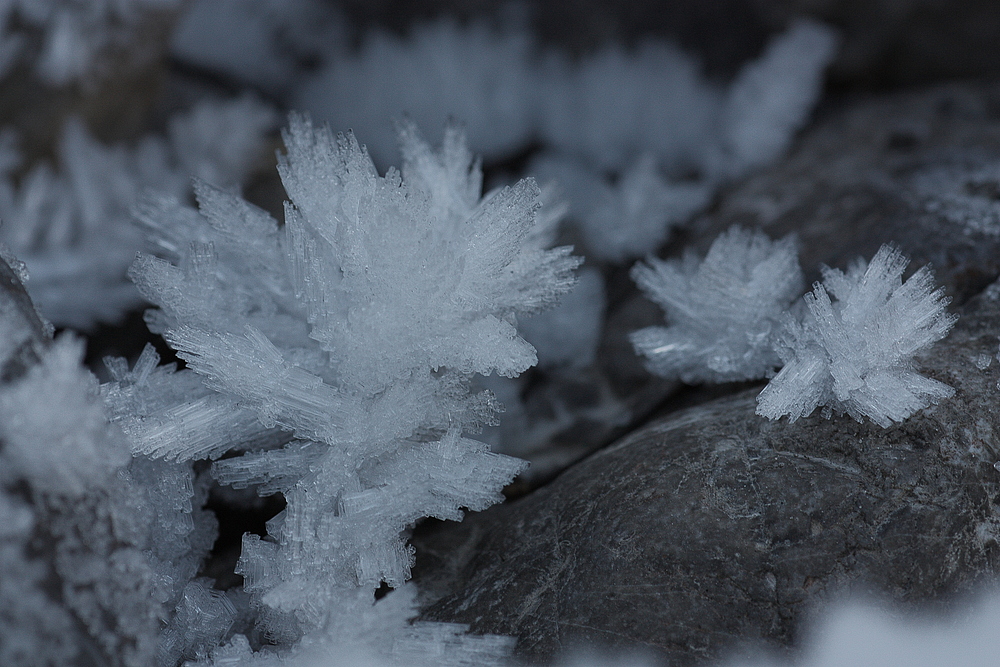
[631,229,956,427]
[757,244,956,427]
[630,226,804,384]
[107,115,580,664]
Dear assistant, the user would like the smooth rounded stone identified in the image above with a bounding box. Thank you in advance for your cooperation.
[688,80,1000,305]
[413,275,1000,665]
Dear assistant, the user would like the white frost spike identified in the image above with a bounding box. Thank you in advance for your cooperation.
[757,244,957,427]
[719,19,839,174]
[631,226,804,383]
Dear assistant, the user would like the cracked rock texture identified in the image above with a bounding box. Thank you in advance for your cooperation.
[412,82,1000,664]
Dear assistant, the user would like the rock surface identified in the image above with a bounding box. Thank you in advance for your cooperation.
[415,272,1000,665]
[412,82,1000,664]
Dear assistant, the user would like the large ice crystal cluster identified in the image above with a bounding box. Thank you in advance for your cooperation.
[0,96,275,327]
[108,115,579,663]
[630,226,804,384]
[757,245,956,427]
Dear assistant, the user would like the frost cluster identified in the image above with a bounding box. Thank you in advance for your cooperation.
[0,285,218,666]
[633,230,956,426]
[296,19,537,168]
[102,116,579,663]
[297,19,837,261]
[631,227,804,384]
[0,95,275,327]
[757,245,956,427]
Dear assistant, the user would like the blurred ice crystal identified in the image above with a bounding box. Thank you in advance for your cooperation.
[0,0,183,85]
[117,114,578,660]
[0,96,275,328]
[631,227,804,384]
[296,20,538,168]
[297,18,835,263]
[757,245,956,427]
[0,333,128,496]
[531,153,712,262]
[171,0,345,95]
[713,19,839,176]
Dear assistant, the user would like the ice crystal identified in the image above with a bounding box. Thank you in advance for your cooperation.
[116,115,578,657]
[531,153,711,262]
[293,17,837,272]
[296,20,537,167]
[631,227,804,384]
[0,96,275,327]
[714,19,839,175]
[757,245,956,426]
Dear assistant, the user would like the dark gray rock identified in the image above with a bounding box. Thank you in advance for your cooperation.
[412,82,1000,665]
[500,81,1000,491]
[414,275,1000,664]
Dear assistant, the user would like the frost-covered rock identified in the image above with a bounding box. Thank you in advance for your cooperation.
[414,269,1000,666]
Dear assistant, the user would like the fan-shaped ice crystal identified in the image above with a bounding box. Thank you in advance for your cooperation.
[630,226,804,383]
[757,245,956,426]
[120,115,579,656]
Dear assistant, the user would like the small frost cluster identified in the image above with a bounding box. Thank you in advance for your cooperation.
[102,116,579,664]
[757,245,956,427]
[633,229,956,426]
[0,0,182,85]
[630,227,803,384]
[0,95,275,327]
